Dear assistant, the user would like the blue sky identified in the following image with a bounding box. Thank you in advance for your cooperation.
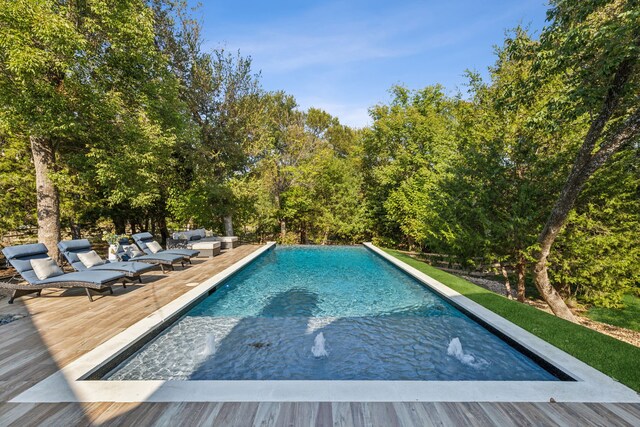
[192,1,549,128]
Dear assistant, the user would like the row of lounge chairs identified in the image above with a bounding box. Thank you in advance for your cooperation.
[1,233,201,304]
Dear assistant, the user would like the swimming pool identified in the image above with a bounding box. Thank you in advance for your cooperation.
[14,242,640,403]
[106,245,558,381]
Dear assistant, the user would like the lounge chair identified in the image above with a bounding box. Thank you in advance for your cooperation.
[2,243,127,303]
[117,245,187,273]
[132,232,200,260]
[58,239,160,283]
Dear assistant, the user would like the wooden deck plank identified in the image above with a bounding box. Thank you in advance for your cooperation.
[392,402,438,427]
[502,402,565,427]
[253,402,282,427]
[332,402,367,427]
[214,402,259,427]
[582,403,636,427]
[277,402,320,427]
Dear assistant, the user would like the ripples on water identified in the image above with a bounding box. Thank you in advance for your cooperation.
[107,246,557,381]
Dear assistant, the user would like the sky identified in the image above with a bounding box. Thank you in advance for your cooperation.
[191,0,549,128]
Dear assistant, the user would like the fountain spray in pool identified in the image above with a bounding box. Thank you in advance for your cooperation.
[447,337,488,369]
[200,334,217,357]
[311,332,328,357]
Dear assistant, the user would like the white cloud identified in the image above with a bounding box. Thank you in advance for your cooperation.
[201,0,547,128]
[206,1,527,74]
[297,98,372,129]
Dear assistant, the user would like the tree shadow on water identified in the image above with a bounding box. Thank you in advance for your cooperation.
[188,288,319,380]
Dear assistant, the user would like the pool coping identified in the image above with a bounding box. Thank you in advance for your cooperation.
[10,242,640,403]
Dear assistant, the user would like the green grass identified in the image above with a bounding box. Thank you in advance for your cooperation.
[587,293,640,332]
[384,248,640,392]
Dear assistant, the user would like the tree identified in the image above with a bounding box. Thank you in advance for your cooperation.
[531,0,640,321]
[361,85,457,248]
[442,29,583,301]
[0,0,85,258]
[0,136,36,236]
[549,149,640,307]
[0,0,188,253]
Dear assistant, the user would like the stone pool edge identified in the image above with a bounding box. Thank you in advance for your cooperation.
[9,242,640,403]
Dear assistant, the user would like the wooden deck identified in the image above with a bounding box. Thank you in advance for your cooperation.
[0,244,639,426]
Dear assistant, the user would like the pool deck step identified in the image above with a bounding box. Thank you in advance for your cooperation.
[0,243,638,425]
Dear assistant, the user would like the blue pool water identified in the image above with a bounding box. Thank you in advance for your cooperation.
[106,246,558,381]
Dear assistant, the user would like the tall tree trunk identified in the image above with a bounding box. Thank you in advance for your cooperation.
[516,254,526,303]
[533,64,640,322]
[279,219,286,241]
[158,216,169,246]
[321,228,329,245]
[113,216,126,234]
[500,264,513,300]
[300,225,307,244]
[70,220,82,239]
[223,214,234,236]
[30,135,61,262]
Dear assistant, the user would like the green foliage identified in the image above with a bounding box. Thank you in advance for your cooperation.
[0,136,36,234]
[588,293,640,332]
[362,7,639,307]
[361,85,457,248]
[550,150,640,307]
[0,0,188,238]
[0,0,637,311]
[239,93,365,243]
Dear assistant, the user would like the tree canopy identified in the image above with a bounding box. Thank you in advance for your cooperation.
[0,0,638,316]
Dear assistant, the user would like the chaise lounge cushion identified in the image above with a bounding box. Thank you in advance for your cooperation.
[58,240,159,277]
[172,229,206,240]
[2,243,126,287]
[34,270,126,286]
[30,258,64,280]
[146,241,162,253]
[87,261,156,275]
[77,250,105,268]
[133,232,199,258]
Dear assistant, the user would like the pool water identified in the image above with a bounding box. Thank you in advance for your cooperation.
[106,246,558,381]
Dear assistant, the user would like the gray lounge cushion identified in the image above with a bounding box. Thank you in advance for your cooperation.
[88,261,156,275]
[130,248,145,258]
[3,242,125,286]
[2,243,50,277]
[3,243,49,262]
[172,228,207,240]
[146,241,162,253]
[35,270,126,286]
[163,248,200,258]
[133,232,198,258]
[58,239,97,271]
[77,250,105,268]
[59,240,157,276]
[129,252,185,263]
[30,258,64,280]
[132,232,154,251]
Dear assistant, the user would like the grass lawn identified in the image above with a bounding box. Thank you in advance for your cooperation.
[384,248,640,393]
[587,293,640,333]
